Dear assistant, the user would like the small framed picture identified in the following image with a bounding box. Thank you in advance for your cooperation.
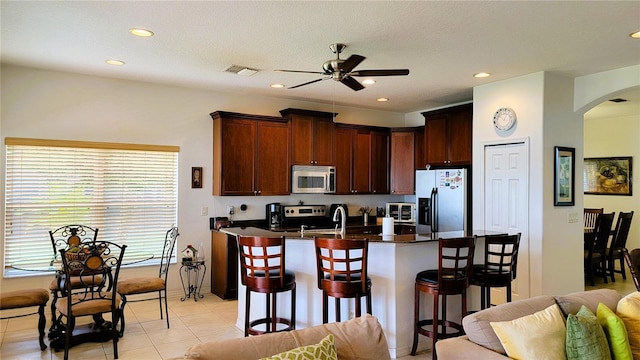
[191,167,202,189]
[554,146,575,206]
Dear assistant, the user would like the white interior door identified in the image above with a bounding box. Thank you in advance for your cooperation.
[484,142,529,303]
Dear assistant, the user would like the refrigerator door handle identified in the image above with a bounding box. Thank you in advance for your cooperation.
[431,187,438,232]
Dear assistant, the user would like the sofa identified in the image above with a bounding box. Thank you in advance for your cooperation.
[436,288,638,359]
[175,314,390,360]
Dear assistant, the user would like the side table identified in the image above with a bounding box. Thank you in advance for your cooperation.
[179,259,206,302]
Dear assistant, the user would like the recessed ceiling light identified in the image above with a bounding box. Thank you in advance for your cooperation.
[474,72,491,78]
[376,97,389,102]
[362,79,376,85]
[105,59,125,66]
[271,83,285,88]
[129,28,154,37]
[630,31,640,39]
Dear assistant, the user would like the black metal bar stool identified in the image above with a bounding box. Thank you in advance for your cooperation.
[237,235,296,336]
[314,237,371,323]
[411,236,476,359]
[471,233,521,310]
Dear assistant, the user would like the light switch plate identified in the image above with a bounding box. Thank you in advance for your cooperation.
[568,213,579,223]
[201,206,208,216]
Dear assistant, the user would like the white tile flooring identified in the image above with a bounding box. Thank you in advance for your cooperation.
[1,275,636,360]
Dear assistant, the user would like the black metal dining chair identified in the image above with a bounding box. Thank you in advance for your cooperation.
[606,211,634,282]
[584,212,615,286]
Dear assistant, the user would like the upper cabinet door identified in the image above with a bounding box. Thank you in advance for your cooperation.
[422,103,472,167]
[334,127,353,195]
[390,130,415,195]
[352,130,371,194]
[217,118,257,196]
[290,114,314,165]
[312,118,335,166]
[370,129,389,194]
[281,108,336,166]
[256,120,291,195]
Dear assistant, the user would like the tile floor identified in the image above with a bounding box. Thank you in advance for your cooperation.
[1,275,636,360]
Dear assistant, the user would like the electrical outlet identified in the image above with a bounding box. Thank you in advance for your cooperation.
[201,206,208,216]
[227,206,235,215]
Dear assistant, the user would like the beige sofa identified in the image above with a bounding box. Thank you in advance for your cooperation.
[436,289,622,359]
[176,314,390,360]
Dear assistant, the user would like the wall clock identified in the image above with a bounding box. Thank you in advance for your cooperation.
[493,107,517,131]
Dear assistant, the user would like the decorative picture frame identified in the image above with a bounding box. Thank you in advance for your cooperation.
[554,146,575,206]
[191,167,202,189]
[583,157,632,196]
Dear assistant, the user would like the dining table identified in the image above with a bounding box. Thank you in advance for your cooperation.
[9,251,154,351]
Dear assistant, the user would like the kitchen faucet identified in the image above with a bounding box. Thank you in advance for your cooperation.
[333,205,346,238]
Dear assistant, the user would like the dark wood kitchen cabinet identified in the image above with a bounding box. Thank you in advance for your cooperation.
[280,108,336,166]
[421,103,472,167]
[210,111,290,196]
[211,231,237,300]
[334,125,389,194]
[390,129,416,195]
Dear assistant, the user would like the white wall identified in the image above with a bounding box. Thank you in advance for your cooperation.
[584,114,640,250]
[0,64,407,293]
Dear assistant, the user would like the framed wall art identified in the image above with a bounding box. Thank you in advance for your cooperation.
[554,146,575,206]
[191,167,202,189]
[583,157,632,196]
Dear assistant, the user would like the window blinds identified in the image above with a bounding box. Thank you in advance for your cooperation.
[4,138,179,274]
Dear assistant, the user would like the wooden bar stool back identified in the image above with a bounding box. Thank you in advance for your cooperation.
[471,233,521,309]
[584,208,603,232]
[411,236,476,359]
[237,235,296,336]
[314,237,371,323]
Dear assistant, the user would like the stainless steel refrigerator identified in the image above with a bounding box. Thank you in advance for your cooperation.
[415,168,468,233]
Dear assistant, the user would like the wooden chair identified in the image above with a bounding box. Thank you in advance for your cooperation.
[584,208,603,232]
[0,288,50,351]
[411,236,476,359]
[314,237,371,324]
[237,236,296,336]
[471,233,521,310]
[606,211,634,282]
[55,240,126,360]
[584,212,615,286]
[48,225,99,334]
[117,226,179,336]
[622,248,640,291]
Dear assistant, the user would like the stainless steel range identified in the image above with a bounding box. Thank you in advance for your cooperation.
[282,205,328,229]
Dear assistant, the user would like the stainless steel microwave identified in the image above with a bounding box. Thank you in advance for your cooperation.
[291,165,336,194]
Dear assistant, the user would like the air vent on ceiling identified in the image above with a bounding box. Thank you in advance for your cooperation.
[223,65,258,76]
[609,98,628,103]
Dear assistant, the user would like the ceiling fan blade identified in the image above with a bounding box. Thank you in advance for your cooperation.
[275,69,327,75]
[339,55,366,73]
[350,69,410,77]
[340,76,365,91]
[288,78,328,89]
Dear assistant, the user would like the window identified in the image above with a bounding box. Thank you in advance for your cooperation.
[4,138,179,276]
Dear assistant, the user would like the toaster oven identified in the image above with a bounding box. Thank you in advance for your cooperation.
[386,202,416,223]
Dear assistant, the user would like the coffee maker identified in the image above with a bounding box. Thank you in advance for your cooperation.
[266,203,283,229]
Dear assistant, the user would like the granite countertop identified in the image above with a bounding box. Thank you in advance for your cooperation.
[218,227,505,243]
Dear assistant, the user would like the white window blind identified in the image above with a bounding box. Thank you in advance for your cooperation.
[4,138,179,275]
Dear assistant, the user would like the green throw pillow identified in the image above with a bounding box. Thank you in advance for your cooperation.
[597,302,633,360]
[260,334,337,360]
[566,305,611,360]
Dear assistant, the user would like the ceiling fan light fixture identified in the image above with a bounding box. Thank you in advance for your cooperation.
[474,72,491,78]
[362,79,376,85]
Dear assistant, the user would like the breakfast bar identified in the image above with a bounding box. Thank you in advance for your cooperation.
[221,227,502,358]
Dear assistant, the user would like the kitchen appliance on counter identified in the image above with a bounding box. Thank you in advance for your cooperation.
[291,165,336,194]
[416,168,468,233]
[266,203,284,229]
[385,202,416,223]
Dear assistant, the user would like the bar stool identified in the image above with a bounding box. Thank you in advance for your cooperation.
[314,237,371,323]
[411,236,476,359]
[470,233,521,310]
[237,235,296,336]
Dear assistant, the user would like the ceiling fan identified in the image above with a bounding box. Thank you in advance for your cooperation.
[275,43,410,91]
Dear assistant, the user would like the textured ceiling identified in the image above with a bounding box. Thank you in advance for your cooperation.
[1,1,639,116]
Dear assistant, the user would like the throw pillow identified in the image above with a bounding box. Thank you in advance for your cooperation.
[490,303,567,360]
[566,305,611,360]
[616,292,640,359]
[259,334,337,360]
[597,302,633,360]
